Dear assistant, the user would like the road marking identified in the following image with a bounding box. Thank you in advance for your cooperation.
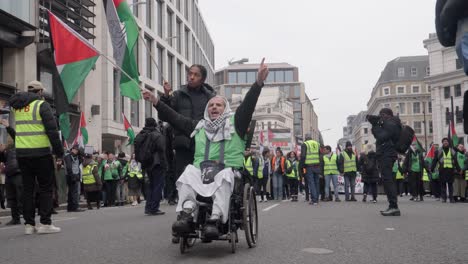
[282,200,290,203]
[262,203,280,211]
[385,228,395,231]
[0,217,77,231]
[302,248,333,254]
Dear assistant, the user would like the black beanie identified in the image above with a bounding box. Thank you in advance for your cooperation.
[346,141,352,148]
[379,108,394,116]
[145,117,157,127]
[442,137,449,143]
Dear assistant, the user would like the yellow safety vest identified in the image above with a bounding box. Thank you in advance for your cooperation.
[285,159,296,179]
[244,156,263,179]
[343,152,357,173]
[129,166,143,179]
[443,150,453,169]
[82,165,97,185]
[465,170,468,180]
[304,140,320,165]
[422,169,429,182]
[323,154,339,175]
[395,161,404,180]
[14,100,51,149]
[257,157,264,179]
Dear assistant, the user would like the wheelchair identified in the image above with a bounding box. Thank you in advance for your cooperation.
[177,170,259,254]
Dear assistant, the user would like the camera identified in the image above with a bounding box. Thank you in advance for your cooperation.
[366,115,382,126]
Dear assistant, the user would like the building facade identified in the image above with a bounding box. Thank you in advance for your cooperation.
[338,114,357,149]
[214,62,319,143]
[424,33,468,145]
[367,56,433,150]
[1,0,215,152]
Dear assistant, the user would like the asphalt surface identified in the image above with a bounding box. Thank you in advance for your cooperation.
[0,195,467,264]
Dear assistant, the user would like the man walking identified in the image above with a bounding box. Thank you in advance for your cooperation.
[299,134,322,205]
[64,144,84,212]
[339,141,359,201]
[368,108,402,216]
[9,80,64,234]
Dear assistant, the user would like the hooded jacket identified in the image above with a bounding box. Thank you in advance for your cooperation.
[136,125,167,170]
[159,84,216,151]
[8,92,63,158]
[371,116,402,158]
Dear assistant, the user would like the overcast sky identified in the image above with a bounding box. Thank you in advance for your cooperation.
[199,0,437,146]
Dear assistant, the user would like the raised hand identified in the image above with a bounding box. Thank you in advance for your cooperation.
[142,89,159,106]
[0,119,8,127]
[163,81,172,96]
[256,58,269,86]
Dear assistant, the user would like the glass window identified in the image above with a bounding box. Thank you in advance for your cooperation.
[177,61,182,88]
[157,0,163,37]
[293,101,301,110]
[414,121,422,134]
[176,20,182,53]
[428,101,432,113]
[167,9,173,46]
[185,28,190,59]
[145,87,153,118]
[426,66,430,76]
[228,72,236,84]
[364,128,368,134]
[429,121,433,134]
[284,70,293,82]
[456,58,463,70]
[383,87,390,95]
[225,87,232,98]
[146,0,152,28]
[266,71,274,83]
[294,124,302,136]
[184,0,189,20]
[398,67,405,77]
[246,71,256,83]
[397,86,405,94]
[455,84,462,97]
[176,0,181,11]
[411,67,417,76]
[157,45,164,84]
[132,0,139,16]
[275,71,284,82]
[167,53,174,87]
[113,69,120,121]
[145,36,153,79]
[237,72,246,84]
[444,86,450,99]
[294,86,300,97]
[412,85,420,93]
[413,102,421,114]
[131,100,140,127]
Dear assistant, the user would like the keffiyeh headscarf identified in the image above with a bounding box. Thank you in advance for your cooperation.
[190,96,235,142]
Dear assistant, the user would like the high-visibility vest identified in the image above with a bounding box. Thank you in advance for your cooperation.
[14,100,51,150]
[443,150,453,169]
[465,170,468,180]
[82,164,97,185]
[244,156,263,179]
[342,152,357,173]
[128,164,143,179]
[257,157,264,179]
[285,159,297,179]
[410,153,421,172]
[422,169,429,182]
[323,154,339,175]
[393,161,404,180]
[304,140,320,165]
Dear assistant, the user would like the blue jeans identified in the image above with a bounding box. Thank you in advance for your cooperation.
[325,174,339,199]
[145,166,165,213]
[344,173,356,200]
[272,172,284,200]
[306,167,320,203]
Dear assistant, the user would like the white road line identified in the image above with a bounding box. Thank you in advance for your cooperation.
[262,203,280,212]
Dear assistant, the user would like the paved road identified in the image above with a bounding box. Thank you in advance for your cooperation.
[0,196,467,264]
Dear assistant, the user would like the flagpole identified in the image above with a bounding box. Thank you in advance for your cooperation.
[99,51,144,92]
[138,33,166,84]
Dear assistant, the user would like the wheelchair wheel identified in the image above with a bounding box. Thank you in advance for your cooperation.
[180,237,195,254]
[230,231,237,253]
[243,183,258,248]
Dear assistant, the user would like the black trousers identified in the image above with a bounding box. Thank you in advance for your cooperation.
[259,176,269,201]
[288,178,298,196]
[302,175,310,201]
[431,179,441,198]
[283,175,290,199]
[164,156,177,202]
[408,171,424,198]
[67,181,80,211]
[105,180,117,206]
[172,149,193,202]
[145,165,165,213]
[395,179,403,195]
[364,182,378,200]
[18,155,55,226]
[5,175,23,221]
[378,156,398,209]
[439,169,454,201]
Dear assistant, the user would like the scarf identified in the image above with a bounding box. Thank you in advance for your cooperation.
[190,96,235,142]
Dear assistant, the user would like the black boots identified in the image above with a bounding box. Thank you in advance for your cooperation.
[380,207,401,216]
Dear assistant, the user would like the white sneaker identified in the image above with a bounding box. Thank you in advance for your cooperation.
[25,224,36,235]
[37,224,61,234]
[132,201,138,206]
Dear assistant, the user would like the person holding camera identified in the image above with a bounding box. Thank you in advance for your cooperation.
[368,108,402,216]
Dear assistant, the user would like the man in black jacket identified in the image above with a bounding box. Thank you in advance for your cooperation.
[64,144,84,212]
[9,80,64,234]
[368,108,402,216]
[403,143,425,202]
[136,118,167,215]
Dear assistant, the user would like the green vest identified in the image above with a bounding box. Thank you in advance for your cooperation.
[422,169,429,182]
[342,152,357,172]
[393,161,404,180]
[104,162,114,181]
[410,153,421,172]
[443,150,453,169]
[14,100,51,150]
[82,164,97,185]
[110,160,121,179]
[456,152,466,171]
[285,159,297,179]
[304,140,320,165]
[323,154,339,175]
[193,117,245,169]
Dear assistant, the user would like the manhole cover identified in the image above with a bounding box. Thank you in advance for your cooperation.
[302,248,334,254]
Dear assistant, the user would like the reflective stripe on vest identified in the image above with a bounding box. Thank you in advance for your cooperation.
[129,168,143,179]
[323,154,339,175]
[82,165,97,185]
[343,152,357,172]
[257,157,264,179]
[14,100,51,149]
[465,170,468,180]
[443,151,453,169]
[304,140,320,165]
[285,159,296,178]
[422,169,429,182]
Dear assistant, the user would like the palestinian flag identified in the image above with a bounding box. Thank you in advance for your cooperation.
[103,0,141,100]
[122,113,135,146]
[448,120,459,147]
[47,11,99,139]
[425,144,435,162]
[412,135,425,152]
[73,112,89,148]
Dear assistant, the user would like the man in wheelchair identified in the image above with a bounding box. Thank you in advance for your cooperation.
[143,59,269,239]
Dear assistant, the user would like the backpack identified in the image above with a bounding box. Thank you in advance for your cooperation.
[134,131,154,168]
[395,125,415,154]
